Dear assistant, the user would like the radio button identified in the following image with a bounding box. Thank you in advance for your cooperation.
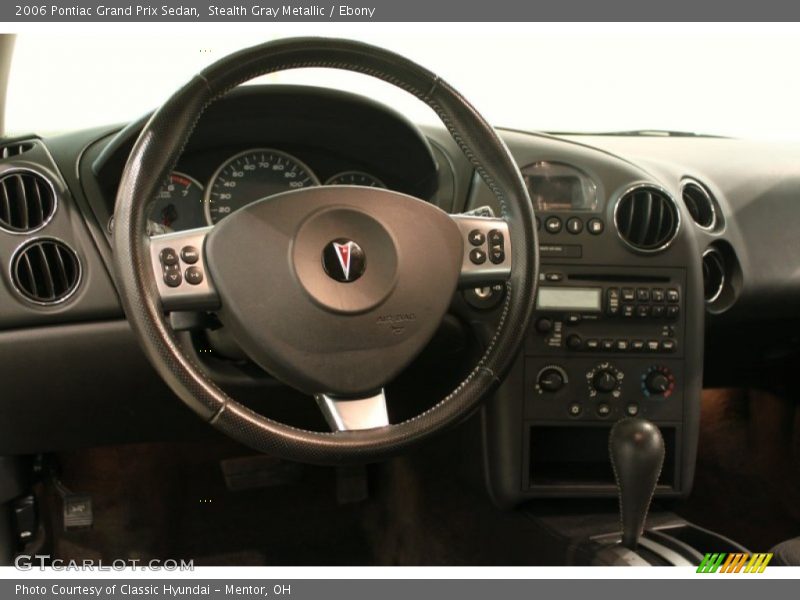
[544,272,564,282]
[637,288,650,302]
[544,217,562,233]
[616,339,630,352]
[666,305,680,319]
[535,317,553,334]
[468,229,485,246]
[661,339,677,353]
[636,305,650,318]
[667,288,680,303]
[651,288,665,302]
[585,339,600,350]
[631,340,645,352]
[601,339,615,351]
[587,218,604,235]
[646,340,660,352]
[566,217,583,234]
[566,314,581,324]
[622,288,636,302]
[566,334,583,350]
[606,288,620,316]
[622,305,635,318]
[651,305,666,318]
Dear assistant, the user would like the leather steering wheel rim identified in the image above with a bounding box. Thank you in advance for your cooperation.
[113,37,538,464]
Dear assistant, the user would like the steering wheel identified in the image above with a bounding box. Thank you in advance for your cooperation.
[113,38,538,464]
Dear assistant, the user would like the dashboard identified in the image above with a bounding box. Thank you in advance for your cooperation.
[2,84,800,508]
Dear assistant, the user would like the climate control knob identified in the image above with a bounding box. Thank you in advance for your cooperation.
[536,366,568,393]
[642,365,676,398]
[586,363,624,398]
[592,369,619,393]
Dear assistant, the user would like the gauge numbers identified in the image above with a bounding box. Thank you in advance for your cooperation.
[204,148,320,225]
[325,171,386,188]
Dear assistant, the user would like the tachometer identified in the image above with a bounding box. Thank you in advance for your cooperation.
[204,149,319,224]
[325,171,386,188]
[148,171,205,234]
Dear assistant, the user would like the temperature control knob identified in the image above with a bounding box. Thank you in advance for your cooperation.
[642,365,676,398]
[536,366,568,393]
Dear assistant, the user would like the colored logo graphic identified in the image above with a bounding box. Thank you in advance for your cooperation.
[696,552,773,573]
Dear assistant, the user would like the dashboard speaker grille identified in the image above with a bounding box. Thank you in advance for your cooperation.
[702,247,726,304]
[682,181,716,229]
[0,171,57,232]
[614,186,679,251]
[12,239,80,304]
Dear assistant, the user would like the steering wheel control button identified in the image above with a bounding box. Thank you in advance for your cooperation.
[322,238,366,283]
[468,229,485,246]
[489,245,505,264]
[180,246,200,264]
[185,267,204,286]
[159,247,179,266]
[544,216,562,234]
[469,248,487,264]
[163,266,182,288]
[566,217,583,234]
[488,229,504,246]
[587,218,604,235]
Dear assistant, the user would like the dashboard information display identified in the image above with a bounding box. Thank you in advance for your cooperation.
[536,286,602,311]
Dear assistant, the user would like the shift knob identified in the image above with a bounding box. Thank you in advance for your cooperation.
[609,418,665,550]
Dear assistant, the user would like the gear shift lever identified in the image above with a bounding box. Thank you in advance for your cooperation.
[609,418,665,550]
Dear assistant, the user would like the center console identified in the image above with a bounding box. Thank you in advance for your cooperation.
[463,133,705,507]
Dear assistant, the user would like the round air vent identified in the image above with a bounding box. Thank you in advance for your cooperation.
[614,185,680,252]
[11,239,81,304]
[702,247,726,304]
[0,170,57,233]
[682,180,717,229]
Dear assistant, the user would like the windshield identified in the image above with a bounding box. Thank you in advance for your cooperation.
[7,24,800,139]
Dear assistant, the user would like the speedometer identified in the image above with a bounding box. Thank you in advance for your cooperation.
[204,149,320,224]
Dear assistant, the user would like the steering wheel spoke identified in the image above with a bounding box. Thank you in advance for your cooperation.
[450,214,512,287]
[314,390,390,431]
[149,226,220,311]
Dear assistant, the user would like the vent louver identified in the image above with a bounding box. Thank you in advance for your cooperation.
[0,141,34,158]
[614,186,679,252]
[12,239,80,304]
[702,248,726,304]
[682,181,717,229]
[0,170,57,232]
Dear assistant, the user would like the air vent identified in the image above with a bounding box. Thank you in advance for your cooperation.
[0,141,34,159]
[0,170,57,232]
[702,247,725,304]
[11,239,80,304]
[614,185,679,252]
[682,180,717,229]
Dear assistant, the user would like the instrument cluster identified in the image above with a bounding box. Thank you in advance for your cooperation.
[147,147,387,234]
